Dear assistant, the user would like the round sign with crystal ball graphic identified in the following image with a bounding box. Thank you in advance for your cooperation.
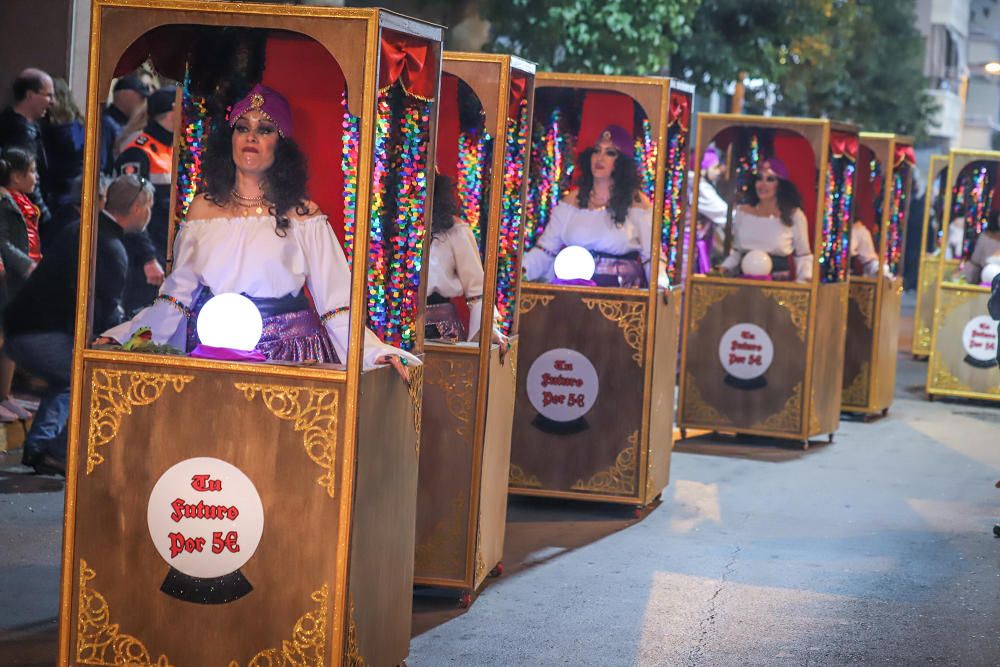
[527,348,599,423]
[147,457,264,603]
[718,323,774,389]
[961,315,999,368]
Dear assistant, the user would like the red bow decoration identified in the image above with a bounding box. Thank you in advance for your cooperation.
[508,73,528,121]
[830,132,858,161]
[669,91,690,130]
[895,145,916,167]
[379,31,436,101]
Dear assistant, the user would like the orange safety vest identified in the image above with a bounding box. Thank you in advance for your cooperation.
[119,131,172,187]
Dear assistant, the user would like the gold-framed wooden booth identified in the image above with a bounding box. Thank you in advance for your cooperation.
[927,149,1000,403]
[415,53,535,601]
[508,73,694,506]
[912,155,951,359]
[678,115,855,447]
[841,133,914,416]
[59,2,441,666]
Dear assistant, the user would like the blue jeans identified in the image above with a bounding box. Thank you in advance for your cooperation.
[4,332,73,461]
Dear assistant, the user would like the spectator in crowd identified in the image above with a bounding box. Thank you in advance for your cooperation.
[0,68,54,226]
[100,75,149,174]
[41,77,85,240]
[0,147,42,423]
[5,174,152,475]
[114,86,175,314]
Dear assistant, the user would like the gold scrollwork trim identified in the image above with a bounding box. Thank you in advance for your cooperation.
[682,373,732,425]
[842,361,871,407]
[425,358,476,438]
[848,282,875,329]
[752,382,803,433]
[762,288,810,341]
[233,585,329,667]
[408,365,424,455]
[346,596,365,667]
[414,492,466,575]
[936,288,979,324]
[508,463,542,488]
[581,298,646,367]
[87,369,193,474]
[474,521,488,584]
[571,430,638,495]
[688,283,738,333]
[236,383,338,498]
[77,559,172,666]
[518,293,554,315]
[930,363,971,393]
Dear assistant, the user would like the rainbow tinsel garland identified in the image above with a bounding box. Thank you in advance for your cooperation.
[365,91,393,339]
[885,168,907,277]
[495,98,530,334]
[662,119,688,285]
[456,129,492,251]
[963,166,991,260]
[175,68,207,222]
[819,155,855,283]
[635,118,656,202]
[524,108,575,250]
[341,90,361,266]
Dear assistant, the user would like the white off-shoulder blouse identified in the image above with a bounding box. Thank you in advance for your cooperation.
[102,214,419,368]
[522,200,653,283]
[427,222,486,340]
[721,207,814,282]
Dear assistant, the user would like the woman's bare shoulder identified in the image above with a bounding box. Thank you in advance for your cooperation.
[633,191,653,210]
[183,193,229,222]
[288,199,323,221]
[564,188,580,201]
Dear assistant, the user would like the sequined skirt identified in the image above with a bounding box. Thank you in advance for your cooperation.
[425,301,466,342]
[187,288,338,363]
[593,254,647,289]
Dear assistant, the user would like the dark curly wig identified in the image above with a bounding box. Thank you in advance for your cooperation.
[200,121,310,234]
[574,147,641,225]
[432,173,461,237]
[744,176,803,227]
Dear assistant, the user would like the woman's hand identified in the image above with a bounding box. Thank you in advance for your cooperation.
[378,354,411,384]
[92,336,118,346]
[492,328,510,360]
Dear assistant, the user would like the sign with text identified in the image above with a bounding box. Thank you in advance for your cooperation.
[962,315,998,363]
[147,457,264,579]
[718,323,774,380]
[526,348,599,422]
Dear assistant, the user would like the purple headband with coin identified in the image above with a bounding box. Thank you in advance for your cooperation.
[595,124,633,156]
[759,157,789,180]
[228,84,293,138]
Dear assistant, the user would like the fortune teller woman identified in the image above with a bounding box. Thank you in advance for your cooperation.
[97,84,418,378]
[522,125,656,288]
[720,157,813,282]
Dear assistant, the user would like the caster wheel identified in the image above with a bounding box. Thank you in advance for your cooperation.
[490,563,504,578]
[993,524,1000,538]
[800,440,810,451]
[458,592,472,609]
[633,507,643,519]
[882,408,889,417]
[828,433,834,444]
[679,428,688,440]
[927,394,935,402]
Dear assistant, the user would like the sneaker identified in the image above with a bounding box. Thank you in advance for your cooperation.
[0,404,19,423]
[0,399,31,420]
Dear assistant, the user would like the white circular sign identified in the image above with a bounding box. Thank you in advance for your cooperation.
[962,315,999,362]
[718,323,774,379]
[526,348,599,422]
[147,457,264,578]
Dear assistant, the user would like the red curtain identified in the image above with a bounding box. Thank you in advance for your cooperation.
[379,30,436,100]
[262,35,348,242]
[576,90,635,160]
[509,73,528,120]
[830,132,858,161]
[854,144,880,234]
[773,133,818,248]
[436,74,461,179]
[669,90,690,131]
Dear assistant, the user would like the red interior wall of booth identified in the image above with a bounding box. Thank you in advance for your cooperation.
[855,144,881,235]
[436,74,461,179]
[262,36,348,243]
[576,90,636,163]
[772,133,818,250]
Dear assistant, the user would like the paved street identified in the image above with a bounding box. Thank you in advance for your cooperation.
[2,297,999,666]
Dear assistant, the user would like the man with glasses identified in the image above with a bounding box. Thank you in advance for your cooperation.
[4,174,153,475]
[0,68,55,224]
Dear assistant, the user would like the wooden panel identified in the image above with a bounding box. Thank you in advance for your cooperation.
[414,349,479,584]
[679,280,811,437]
[875,279,903,411]
[913,257,958,357]
[928,287,1000,400]
[643,290,679,504]
[475,340,518,588]
[511,288,645,500]
[842,279,876,409]
[349,365,419,667]
[70,361,346,666]
[809,283,848,435]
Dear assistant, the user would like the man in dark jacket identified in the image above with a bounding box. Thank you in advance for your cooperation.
[0,68,54,224]
[5,174,153,475]
[115,85,175,314]
[100,75,149,174]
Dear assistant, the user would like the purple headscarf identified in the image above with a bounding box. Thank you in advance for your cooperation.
[228,84,294,138]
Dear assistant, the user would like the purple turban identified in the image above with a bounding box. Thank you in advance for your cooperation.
[228,84,293,138]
